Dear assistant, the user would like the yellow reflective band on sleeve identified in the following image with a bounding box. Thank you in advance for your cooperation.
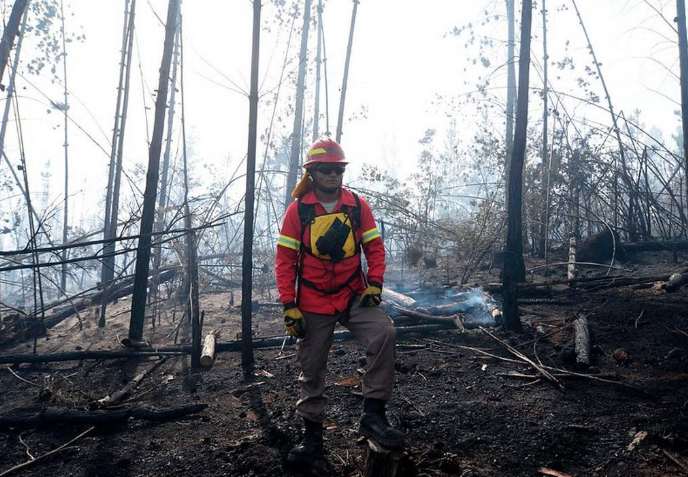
[307,148,327,156]
[361,227,381,244]
[277,234,301,251]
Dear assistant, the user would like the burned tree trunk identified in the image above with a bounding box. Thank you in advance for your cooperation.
[574,313,590,368]
[335,0,359,143]
[502,0,533,331]
[312,0,324,140]
[677,0,688,217]
[100,0,136,328]
[505,0,516,170]
[59,0,70,292]
[0,0,28,87]
[284,0,311,210]
[241,0,262,377]
[151,6,180,307]
[129,0,181,342]
[537,0,549,258]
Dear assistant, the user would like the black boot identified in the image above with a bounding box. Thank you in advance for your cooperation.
[360,398,405,448]
[288,418,323,463]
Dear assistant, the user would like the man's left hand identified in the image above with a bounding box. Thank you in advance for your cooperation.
[359,282,382,307]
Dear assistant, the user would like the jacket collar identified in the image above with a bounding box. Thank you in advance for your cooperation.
[300,187,356,207]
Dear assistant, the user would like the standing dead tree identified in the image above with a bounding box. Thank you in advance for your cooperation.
[241,0,262,377]
[505,0,516,203]
[335,0,359,143]
[0,0,28,88]
[128,0,181,342]
[59,0,70,292]
[502,0,533,331]
[284,0,311,211]
[100,0,137,328]
[677,0,688,218]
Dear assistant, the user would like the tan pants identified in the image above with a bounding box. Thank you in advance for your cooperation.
[296,297,396,423]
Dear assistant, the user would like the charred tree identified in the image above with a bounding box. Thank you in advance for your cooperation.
[502,0,533,331]
[152,7,181,307]
[284,0,312,210]
[537,0,548,258]
[59,0,70,291]
[335,0,359,143]
[678,0,688,224]
[505,0,516,197]
[100,0,137,328]
[0,4,36,222]
[0,0,28,88]
[178,23,201,368]
[241,0,262,377]
[312,0,323,141]
[128,0,181,342]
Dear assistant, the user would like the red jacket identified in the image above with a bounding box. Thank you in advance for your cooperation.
[276,188,385,314]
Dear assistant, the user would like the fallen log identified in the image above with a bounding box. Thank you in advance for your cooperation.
[381,289,416,308]
[0,404,207,428]
[574,314,591,368]
[621,240,688,253]
[0,350,188,365]
[0,323,457,364]
[200,331,217,368]
[96,358,167,407]
[575,274,670,290]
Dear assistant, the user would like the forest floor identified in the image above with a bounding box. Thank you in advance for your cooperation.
[2,250,688,476]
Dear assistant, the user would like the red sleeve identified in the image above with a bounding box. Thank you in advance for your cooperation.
[275,202,302,305]
[358,196,386,286]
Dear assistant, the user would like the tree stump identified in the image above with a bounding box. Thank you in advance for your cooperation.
[363,438,403,477]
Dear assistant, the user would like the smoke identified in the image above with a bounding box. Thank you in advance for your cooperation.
[387,285,500,328]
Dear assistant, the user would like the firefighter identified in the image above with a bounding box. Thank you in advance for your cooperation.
[276,137,404,462]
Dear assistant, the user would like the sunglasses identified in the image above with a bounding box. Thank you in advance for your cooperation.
[314,165,346,175]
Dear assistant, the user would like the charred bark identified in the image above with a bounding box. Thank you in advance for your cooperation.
[502,0,533,331]
[284,0,312,210]
[129,0,181,341]
[241,0,262,377]
[335,0,359,142]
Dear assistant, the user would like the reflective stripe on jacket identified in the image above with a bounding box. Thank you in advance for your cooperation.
[275,188,385,314]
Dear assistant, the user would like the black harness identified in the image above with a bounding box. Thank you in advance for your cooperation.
[296,193,363,297]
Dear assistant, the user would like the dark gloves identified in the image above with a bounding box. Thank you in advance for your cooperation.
[359,282,383,307]
[283,302,308,338]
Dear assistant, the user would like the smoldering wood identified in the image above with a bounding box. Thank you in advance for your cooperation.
[574,314,591,368]
[0,323,456,365]
[0,404,207,428]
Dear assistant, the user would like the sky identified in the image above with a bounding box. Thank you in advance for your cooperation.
[0,0,684,247]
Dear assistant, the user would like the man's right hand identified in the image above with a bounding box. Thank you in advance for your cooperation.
[284,302,308,338]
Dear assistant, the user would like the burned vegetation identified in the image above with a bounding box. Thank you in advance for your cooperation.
[2,0,688,477]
